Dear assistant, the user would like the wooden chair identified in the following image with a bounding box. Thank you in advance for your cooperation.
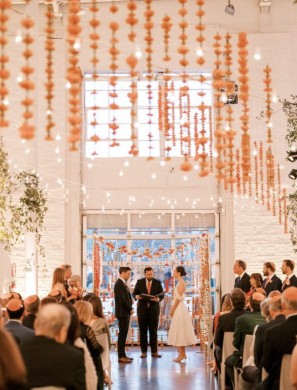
[280,354,293,390]
[220,331,235,390]
[234,334,254,390]
[97,332,112,390]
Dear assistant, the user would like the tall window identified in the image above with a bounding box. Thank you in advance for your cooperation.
[84,73,212,158]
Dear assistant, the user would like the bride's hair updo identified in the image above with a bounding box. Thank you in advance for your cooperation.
[176,266,187,276]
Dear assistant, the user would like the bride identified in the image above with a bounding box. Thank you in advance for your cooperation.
[167,266,197,362]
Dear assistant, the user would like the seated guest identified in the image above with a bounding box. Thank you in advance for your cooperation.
[22,295,40,330]
[291,343,297,388]
[214,288,246,373]
[240,298,278,388]
[262,262,282,295]
[61,302,98,390]
[225,292,266,387]
[89,295,112,386]
[0,328,27,389]
[20,303,86,390]
[258,287,297,390]
[74,300,104,390]
[40,296,57,306]
[233,260,251,293]
[253,296,285,372]
[281,259,297,291]
[5,298,35,345]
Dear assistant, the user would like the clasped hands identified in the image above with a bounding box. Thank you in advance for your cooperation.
[135,295,160,302]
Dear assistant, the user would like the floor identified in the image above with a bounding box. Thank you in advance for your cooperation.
[109,346,219,390]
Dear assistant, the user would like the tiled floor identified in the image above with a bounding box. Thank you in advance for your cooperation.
[109,346,219,390]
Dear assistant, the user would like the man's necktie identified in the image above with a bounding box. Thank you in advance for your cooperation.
[147,280,151,295]
[282,277,289,290]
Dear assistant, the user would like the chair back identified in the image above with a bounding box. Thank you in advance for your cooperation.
[220,332,235,390]
[242,334,254,367]
[280,354,293,390]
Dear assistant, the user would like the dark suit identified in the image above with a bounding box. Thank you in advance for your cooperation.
[214,308,246,348]
[22,313,36,330]
[5,320,35,345]
[114,278,133,358]
[234,273,251,293]
[133,278,164,353]
[262,274,282,295]
[281,274,297,291]
[254,314,286,368]
[258,315,297,390]
[225,311,265,386]
[20,335,85,390]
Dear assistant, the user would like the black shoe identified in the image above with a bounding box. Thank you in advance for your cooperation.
[152,352,161,358]
[118,357,132,363]
[126,356,134,361]
[140,353,147,358]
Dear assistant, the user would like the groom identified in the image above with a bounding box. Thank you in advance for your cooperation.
[133,267,164,358]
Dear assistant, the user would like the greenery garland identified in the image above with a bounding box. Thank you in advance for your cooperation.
[282,95,297,251]
[0,140,48,255]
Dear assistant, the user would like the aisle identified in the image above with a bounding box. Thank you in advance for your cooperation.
[109,347,218,390]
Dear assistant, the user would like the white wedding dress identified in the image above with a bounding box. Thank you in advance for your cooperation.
[167,285,197,346]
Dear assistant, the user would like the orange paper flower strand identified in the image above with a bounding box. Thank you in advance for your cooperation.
[277,164,282,225]
[195,0,205,66]
[44,3,55,140]
[254,142,259,203]
[283,188,288,234]
[259,141,265,205]
[236,149,241,195]
[209,106,213,172]
[19,0,35,140]
[126,0,138,42]
[197,100,209,177]
[66,0,82,151]
[144,0,154,160]
[237,32,251,183]
[263,65,273,143]
[88,0,101,155]
[109,3,120,149]
[0,0,11,128]
[212,33,226,182]
[224,33,236,190]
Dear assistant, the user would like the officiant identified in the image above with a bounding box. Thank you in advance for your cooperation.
[133,266,164,358]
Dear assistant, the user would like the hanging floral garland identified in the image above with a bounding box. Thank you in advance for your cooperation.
[278,164,282,225]
[236,148,241,195]
[198,233,211,349]
[88,0,101,155]
[109,2,120,149]
[195,0,205,66]
[126,0,139,157]
[259,141,265,205]
[254,141,259,203]
[44,2,54,140]
[283,188,288,234]
[224,33,236,191]
[0,0,10,129]
[212,33,225,182]
[66,0,82,151]
[209,106,213,172]
[178,0,192,171]
[144,0,154,160]
[237,32,251,183]
[19,0,35,140]
[263,65,273,144]
[93,240,101,294]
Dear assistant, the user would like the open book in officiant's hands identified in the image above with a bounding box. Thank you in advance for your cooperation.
[139,291,165,300]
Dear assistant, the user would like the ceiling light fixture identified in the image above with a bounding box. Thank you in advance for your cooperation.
[225,0,235,15]
[288,169,297,180]
[287,151,297,162]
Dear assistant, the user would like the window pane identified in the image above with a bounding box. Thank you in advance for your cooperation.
[139,140,160,157]
[109,141,131,157]
[138,124,160,140]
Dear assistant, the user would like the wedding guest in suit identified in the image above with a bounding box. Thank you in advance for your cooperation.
[133,267,164,358]
[281,259,297,291]
[0,328,27,389]
[258,287,297,390]
[233,260,251,293]
[225,292,266,387]
[5,298,35,345]
[214,289,246,373]
[20,303,86,389]
[291,343,297,388]
[22,295,40,330]
[262,262,282,295]
[114,266,134,363]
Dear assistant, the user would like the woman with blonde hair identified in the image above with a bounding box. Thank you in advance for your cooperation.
[51,267,76,301]
[0,328,27,389]
[74,300,104,390]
